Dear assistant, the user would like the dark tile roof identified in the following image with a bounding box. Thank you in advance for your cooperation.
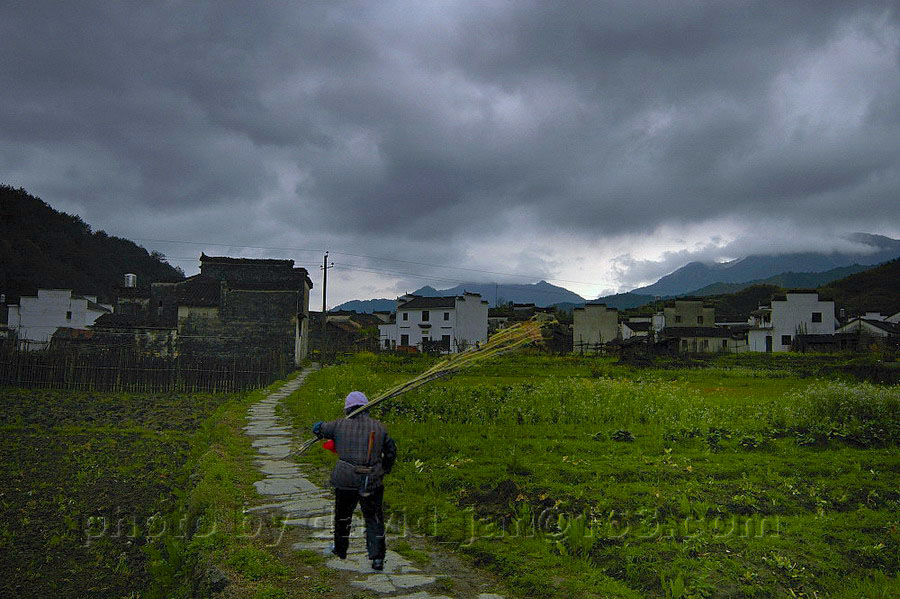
[173,275,221,307]
[92,313,175,330]
[200,253,294,267]
[86,300,111,313]
[623,321,650,331]
[863,319,900,334]
[52,327,95,339]
[662,326,731,338]
[398,296,457,309]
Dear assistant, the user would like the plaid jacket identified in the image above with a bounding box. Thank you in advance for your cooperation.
[318,414,397,491]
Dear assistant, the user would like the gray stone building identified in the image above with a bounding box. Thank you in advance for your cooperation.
[94,254,313,365]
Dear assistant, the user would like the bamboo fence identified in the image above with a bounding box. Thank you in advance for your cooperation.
[0,344,288,393]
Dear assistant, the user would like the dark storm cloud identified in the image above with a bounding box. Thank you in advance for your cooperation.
[1,1,898,259]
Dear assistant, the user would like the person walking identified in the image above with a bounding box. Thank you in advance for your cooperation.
[312,391,397,571]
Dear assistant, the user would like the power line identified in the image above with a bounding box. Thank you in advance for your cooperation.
[131,236,600,287]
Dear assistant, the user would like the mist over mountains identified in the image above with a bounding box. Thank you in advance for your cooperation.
[335,233,900,312]
[631,233,900,297]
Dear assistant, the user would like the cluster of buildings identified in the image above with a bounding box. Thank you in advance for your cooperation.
[573,291,900,353]
[1,254,313,365]
[3,264,897,359]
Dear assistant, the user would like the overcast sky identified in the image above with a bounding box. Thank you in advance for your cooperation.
[2,1,899,305]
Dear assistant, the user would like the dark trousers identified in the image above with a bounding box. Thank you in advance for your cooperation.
[333,486,386,559]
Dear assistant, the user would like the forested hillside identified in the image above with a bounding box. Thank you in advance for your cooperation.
[819,258,900,316]
[0,185,184,304]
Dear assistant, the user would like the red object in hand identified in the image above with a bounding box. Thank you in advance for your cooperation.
[322,439,336,453]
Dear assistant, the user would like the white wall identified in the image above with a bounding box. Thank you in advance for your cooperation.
[573,304,618,348]
[392,293,487,352]
[453,294,488,351]
[396,306,450,349]
[748,292,834,352]
[9,289,110,349]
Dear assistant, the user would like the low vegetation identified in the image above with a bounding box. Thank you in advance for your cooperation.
[286,352,899,598]
[0,378,336,599]
[0,387,231,598]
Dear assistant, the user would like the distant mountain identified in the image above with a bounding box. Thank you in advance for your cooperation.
[682,264,872,297]
[0,185,184,304]
[672,259,900,323]
[410,280,585,307]
[632,233,900,297]
[591,291,656,310]
[331,298,397,313]
[333,280,586,312]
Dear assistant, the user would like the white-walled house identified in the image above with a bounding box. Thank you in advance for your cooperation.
[620,319,651,340]
[836,317,900,339]
[7,289,112,349]
[747,291,835,352]
[573,303,618,349]
[384,293,489,352]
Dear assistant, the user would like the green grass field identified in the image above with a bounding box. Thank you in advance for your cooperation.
[285,353,899,599]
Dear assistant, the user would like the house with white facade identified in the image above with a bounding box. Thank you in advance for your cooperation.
[381,292,488,353]
[664,299,716,328]
[573,303,618,351]
[620,319,651,340]
[7,289,112,350]
[747,291,835,352]
[836,317,900,340]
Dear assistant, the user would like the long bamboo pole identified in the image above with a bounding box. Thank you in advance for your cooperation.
[290,318,545,457]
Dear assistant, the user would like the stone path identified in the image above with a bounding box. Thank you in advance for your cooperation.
[245,367,505,599]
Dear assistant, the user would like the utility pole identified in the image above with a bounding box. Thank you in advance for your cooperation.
[320,252,334,357]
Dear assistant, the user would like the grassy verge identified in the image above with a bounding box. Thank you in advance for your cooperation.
[284,353,899,599]
[144,373,342,599]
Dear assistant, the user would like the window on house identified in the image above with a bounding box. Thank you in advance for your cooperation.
[781,335,792,346]
[812,312,822,323]
[697,316,704,324]
[675,315,682,323]
[402,312,408,321]
[722,339,728,349]
[702,339,709,349]
[384,339,390,349]
[422,310,430,321]
[65,311,72,320]
[441,334,450,344]
[400,334,409,346]
[443,312,449,321]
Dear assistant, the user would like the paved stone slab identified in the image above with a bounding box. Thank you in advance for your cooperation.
[351,573,439,593]
[282,514,332,529]
[326,549,419,574]
[478,595,506,599]
[292,541,366,555]
[253,476,319,496]
[257,445,291,458]
[251,436,292,448]
[255,460,301,475]
[392,593,452,599]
